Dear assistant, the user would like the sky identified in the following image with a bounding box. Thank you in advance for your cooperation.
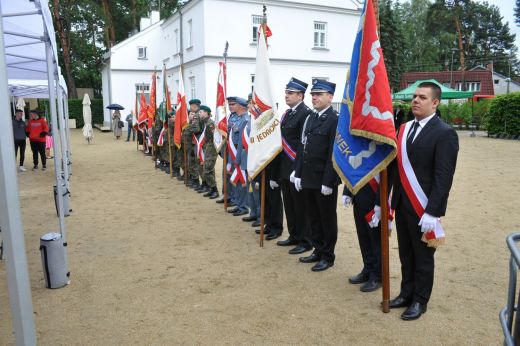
[474,0,519,58]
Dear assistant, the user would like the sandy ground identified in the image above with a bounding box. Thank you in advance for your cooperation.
[1,129,519,345]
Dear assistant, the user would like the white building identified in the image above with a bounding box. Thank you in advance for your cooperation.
[491,71,520,95]
[101,0,362,127]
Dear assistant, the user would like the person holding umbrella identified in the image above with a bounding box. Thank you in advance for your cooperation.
[106,103,125,140]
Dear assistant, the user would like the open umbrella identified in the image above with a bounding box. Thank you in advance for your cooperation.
[82,94,93,144]
[106,103,124,110]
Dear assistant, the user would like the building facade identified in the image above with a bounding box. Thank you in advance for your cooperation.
[101,0,361,127]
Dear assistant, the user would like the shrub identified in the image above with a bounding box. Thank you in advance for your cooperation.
[487,93,520,136]
[39,99,104,128]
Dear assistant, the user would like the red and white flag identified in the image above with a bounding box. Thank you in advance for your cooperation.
[214,61,229,151]
[173,66,188,148]
[247,25,281,180]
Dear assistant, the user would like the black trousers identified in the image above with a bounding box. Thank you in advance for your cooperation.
[353,204,381,280]
[395,198,436,305]
[14,139,26,166]
[127,127,136,141]
[303,187,338,263]
[280,178,311,247]
[30,141,46,167]
[265,182,283,235]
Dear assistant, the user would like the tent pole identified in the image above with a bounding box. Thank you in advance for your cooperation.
[63,91,72,176]
[0,4,37,344]
[56,81,70,186]
[45,38,67,241]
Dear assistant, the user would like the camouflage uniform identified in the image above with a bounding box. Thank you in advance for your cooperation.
[187,111,202,185]
[201,117,217,189]
[168,117,181,175]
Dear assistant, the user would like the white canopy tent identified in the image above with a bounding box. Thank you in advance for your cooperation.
[1,0,72,344]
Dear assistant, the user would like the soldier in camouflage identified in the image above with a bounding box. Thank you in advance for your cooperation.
[196,105,219,198]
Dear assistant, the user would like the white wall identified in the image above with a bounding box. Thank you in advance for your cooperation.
[493,74,520,95]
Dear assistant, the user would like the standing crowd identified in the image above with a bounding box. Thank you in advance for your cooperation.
[127,79,459,321]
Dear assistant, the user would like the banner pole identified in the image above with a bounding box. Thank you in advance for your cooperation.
[259,170,265,247]
[223,139,228,211]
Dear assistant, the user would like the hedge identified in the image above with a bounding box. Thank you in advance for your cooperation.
[39,99,104,128]
[487,93,520,136]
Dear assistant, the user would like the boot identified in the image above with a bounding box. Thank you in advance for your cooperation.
[171,169,180,177]
[176,174,185,181]
[203,186,216,197]
[197,182,209,193]
[165,167,170,174]
[208,187,219,199]
[189,179,200,189]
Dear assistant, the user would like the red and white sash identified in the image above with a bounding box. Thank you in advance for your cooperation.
[157,127,166,146]
[242,126,249,153]
[192,126,206,164]
[397,122,445,245]
[230,166,246,186]
[226,136,238,173]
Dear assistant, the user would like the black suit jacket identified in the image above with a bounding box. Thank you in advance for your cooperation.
[391,116,459,217]
[271,102,312,181]
[295,106,340,190]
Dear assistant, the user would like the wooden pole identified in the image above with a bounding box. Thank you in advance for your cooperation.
[183,132,188,188]
[259,170,265,247]
[168,122,173,177]
[223,139,228,211]
[373,0,390,313]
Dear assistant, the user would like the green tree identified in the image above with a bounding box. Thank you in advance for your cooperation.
[515,0,520,26]
[379,0,407,91]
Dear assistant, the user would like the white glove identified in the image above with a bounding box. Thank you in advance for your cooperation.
[321,185,333,196]
[368,205,381,228]
[269,180,279,189]
[254,182,259,189]
[418,212,438,233]
[342,195,352,206]
[294,177,302,192]
[289,171,295,183]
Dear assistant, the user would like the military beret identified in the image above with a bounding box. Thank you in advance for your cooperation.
[200,105,211,114]
[235,97,248,107]
[189,99,201,105]
[286,77,308,93]
[310,79,336,95]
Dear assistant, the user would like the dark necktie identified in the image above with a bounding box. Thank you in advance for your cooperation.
[407,121,419,146]
[282,108,291,123]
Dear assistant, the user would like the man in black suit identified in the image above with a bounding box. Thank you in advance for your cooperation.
[270,77,313,254]
[386,81,459,320]
[294,79,340,272]
[343,181,382,292]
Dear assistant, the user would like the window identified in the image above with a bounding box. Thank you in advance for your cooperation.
[314,22,327,48]
[137,46,147,59]
[252,15,263,43]
[187,19,193,48]
[455,82,463,91]
[189,76,196,99]
[465,82,481,92]
[494,79,499,85]
[135,84,150,104]
[251,74,255,93]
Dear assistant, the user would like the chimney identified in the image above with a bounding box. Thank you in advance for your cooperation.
[486,61,494,74]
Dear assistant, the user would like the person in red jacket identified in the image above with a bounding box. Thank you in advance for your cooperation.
[26,109,49,171]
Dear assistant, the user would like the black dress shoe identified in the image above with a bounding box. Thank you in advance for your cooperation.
[242,216,256,222]
[299,253,320,263]
[276,238,298,246]
[388,296,412,309]
[227,208,239,213]
[360,279,382,292]
[311,260,333,272]
[288,245,312,255]
[265,233,281,240]
[348,272,370,284]
[233,210,248,216]
[251,221,261,227]
[401,301,427,320]
[227,202,237,207]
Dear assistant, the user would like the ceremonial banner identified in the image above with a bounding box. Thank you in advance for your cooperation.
[148,72,157,129]
[333,0,397,194]
[246,24,281,180]
[214,61,229,151]
[137,89,148,125]
[173,66,188,148]
[162,64,172,121]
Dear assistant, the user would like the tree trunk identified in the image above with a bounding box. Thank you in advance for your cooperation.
[52,0,77,98]
[132,0,137,32]
[101,0,116,47]
[454,16,466,90]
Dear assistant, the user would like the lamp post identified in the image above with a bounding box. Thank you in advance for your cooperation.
[450,48,459,89]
